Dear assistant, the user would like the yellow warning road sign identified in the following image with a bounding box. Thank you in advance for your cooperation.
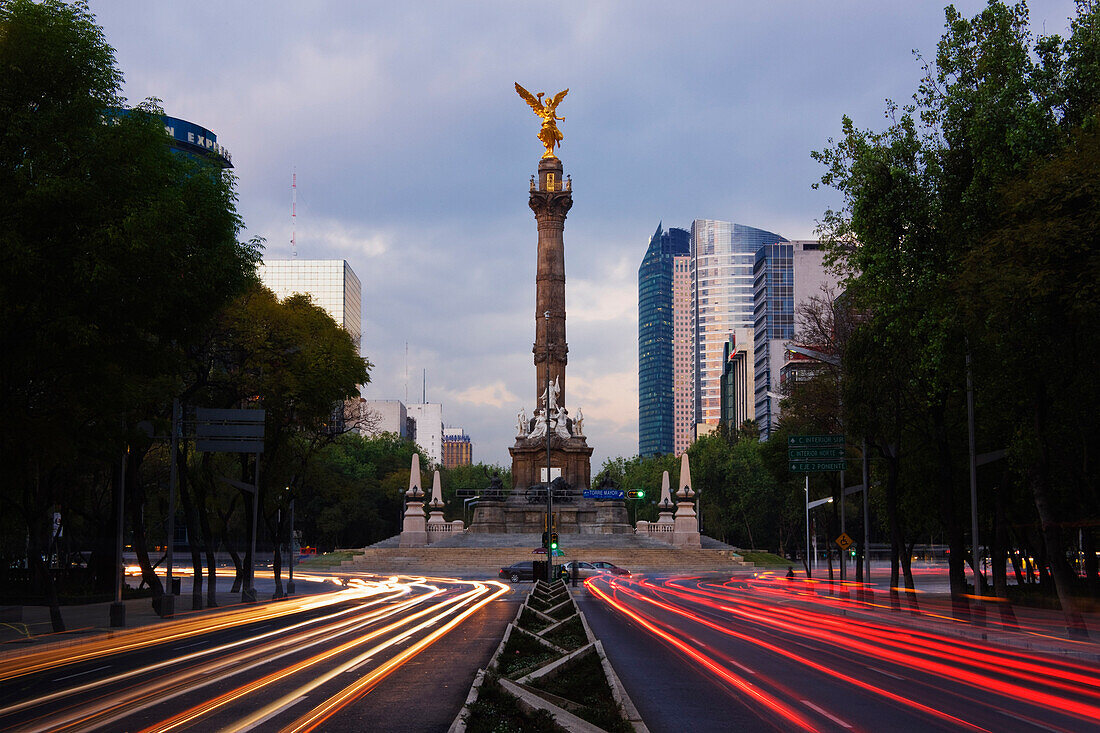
[835,533,854,551]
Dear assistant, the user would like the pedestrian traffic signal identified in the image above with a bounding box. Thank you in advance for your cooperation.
[626,489,645,499]
[550,532,559,550]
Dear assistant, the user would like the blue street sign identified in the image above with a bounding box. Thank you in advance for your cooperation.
[583,489,625,500]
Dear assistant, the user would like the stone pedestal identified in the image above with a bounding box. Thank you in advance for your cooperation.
[426,510,446,544]
[509,432,592,498]
[469,500,507,533]
[594,501,631,534]
[400,501,427,547]
[673,501,701,548]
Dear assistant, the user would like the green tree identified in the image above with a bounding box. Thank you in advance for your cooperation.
[0,0,258,628]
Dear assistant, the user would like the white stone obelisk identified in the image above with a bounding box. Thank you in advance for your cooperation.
[400,454,428,547]
[655,470,675,543]
[426,470,446,544]
[673,453,701,548]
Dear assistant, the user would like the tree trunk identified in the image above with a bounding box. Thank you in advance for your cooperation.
[196,454,218,608]
[1083,529,1098,596]
[177,446,204,610]
[992,483,1018,630]
[125,452,165,612]
[931,404,969,621]
[883,445,902,612]
[902,541,919,614]
[1030,399,1089,636]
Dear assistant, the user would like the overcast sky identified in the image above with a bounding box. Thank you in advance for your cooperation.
[92,1,1079,469]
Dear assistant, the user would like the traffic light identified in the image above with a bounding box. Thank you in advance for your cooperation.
[549,532,559,551]
[542,531,548,546]
[626,489,645,499]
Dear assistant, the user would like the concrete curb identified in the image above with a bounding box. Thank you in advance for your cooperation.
[498,678,606,733]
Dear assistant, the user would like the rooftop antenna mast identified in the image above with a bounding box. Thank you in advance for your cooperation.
[291,169,297,257]
[404,342,408,403]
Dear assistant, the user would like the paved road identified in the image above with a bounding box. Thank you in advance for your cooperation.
[580,573,1100,732]
[0,574,517,732]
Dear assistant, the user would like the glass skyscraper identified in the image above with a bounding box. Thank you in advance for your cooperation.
[691,221,787,427]
[638,224,690,456]
[753,243,795,437]
[256,259,362,351]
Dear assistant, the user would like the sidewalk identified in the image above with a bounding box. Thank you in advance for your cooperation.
[0,576,336,652]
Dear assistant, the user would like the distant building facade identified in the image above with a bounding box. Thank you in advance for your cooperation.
[442,427,472,468]
[672,249,693,455]
[719,328,755,430]
[753,241,831,438]
[407,403,444,466]
[356,399,414,439]
[638,224,690,456]
[692,220,787,428]
[257,259,363,351]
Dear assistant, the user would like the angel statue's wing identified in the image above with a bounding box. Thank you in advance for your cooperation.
[546,89,569,114]
[515,83,544,114]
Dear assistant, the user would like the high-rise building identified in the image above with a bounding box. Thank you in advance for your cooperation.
[719,328,755,430]
[442,427,472,468]
[256,259,362,351]
[672,249,693,455]
[638,224,690,456]
[753,241,831,438]
[691,220,787,428]
[408,403,444,466]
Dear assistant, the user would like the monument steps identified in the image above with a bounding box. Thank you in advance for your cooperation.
[340,545,752,574]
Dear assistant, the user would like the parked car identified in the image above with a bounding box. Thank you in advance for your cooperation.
[559,561,630,579]
[499,561,536,582]
[590,561,630,576]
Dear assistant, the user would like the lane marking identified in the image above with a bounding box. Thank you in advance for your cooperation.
[730,660,756,675]
[997,710,1062,733]
[802,700,852,729]
[346,658,374,673]
[52,665,110,683]
[173,640,208,651]
[868,666,904,680]
[236,695,307,733]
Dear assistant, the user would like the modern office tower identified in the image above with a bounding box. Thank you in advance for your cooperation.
[256,259,363,351]
[442,427,473,468]
[162,115,233,169]
[691,220,788,429]
[672,249,693,455]
[719,328,755,430]
[408,403,444,466]
[753,241,831,438]
[638,224,690,456]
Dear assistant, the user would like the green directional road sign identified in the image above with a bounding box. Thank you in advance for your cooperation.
[789,460,847,473]
[788,434,844,446]
[788,447,846,460]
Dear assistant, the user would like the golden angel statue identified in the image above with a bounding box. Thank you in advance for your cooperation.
[515,83,568,158]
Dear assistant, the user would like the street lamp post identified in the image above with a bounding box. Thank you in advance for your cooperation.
[288,494,295,595]
[804,476,810,578]
[544,310,553,582]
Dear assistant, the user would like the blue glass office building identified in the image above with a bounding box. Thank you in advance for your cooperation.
[638,223,690,456]
[753,243,795,438]
[692,221,787,426]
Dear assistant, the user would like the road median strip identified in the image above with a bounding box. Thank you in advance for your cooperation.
[450,578,647,733]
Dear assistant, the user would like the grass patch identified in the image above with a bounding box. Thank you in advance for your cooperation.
[519,607,553,633]
[739,551,791,566]
[547,601,575,621]
[543,615,586,651]
[530,650,632,733]
[296,551,358,568]
[498,628,559,679]
[462,672,563,733]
